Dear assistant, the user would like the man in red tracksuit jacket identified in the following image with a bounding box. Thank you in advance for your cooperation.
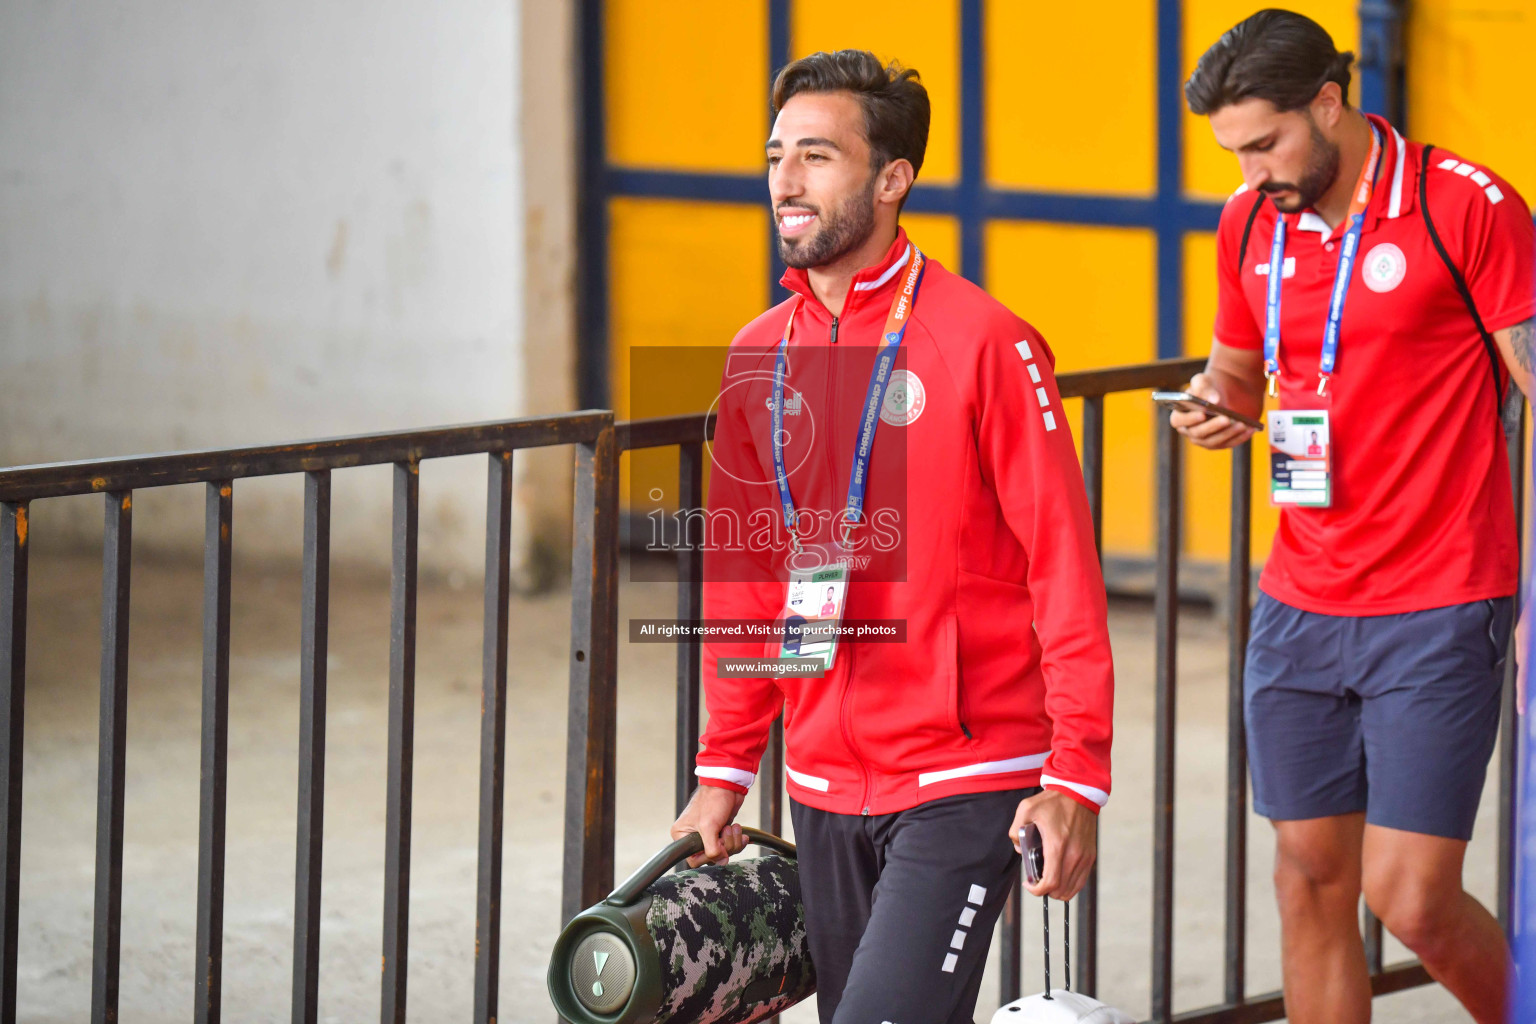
[670,50,1115,1023]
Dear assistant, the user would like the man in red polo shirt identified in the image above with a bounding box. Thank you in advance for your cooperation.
[668,49,1115,1023]
[1175,11,1534,1024]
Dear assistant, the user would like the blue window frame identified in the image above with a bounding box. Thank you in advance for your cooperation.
[577,0,1404,409]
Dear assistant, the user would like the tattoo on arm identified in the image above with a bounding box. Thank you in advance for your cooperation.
[1508,317,1536,376]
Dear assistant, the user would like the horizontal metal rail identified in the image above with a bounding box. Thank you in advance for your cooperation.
[0,412,611,502]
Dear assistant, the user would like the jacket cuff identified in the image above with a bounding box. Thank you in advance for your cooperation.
[1040,774,1108,814]
[695,765,755,794]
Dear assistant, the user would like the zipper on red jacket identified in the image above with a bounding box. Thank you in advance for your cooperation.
[823,310,873,813]
[822,314,842,531]
[838,639,874,814]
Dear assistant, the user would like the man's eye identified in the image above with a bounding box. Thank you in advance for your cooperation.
[805,152,825,162]
[768,155,781,167]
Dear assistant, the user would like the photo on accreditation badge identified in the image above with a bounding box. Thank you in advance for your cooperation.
[1267,410,1331,507]
[779,570,847,668]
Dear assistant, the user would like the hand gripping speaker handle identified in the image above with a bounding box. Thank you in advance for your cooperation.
[603,827,797,907]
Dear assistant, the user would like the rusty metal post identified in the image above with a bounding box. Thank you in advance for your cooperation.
[194,483,233,1024]
[563,423,620,924]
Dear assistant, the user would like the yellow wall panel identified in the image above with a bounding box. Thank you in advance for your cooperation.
[1182,1,1358,199]
[791,1,958,184]
[1409,0,1536,202]
[1181,232,1277,563]
[985,5,1155,195]
[985,222,1157,553]
[611,198,767,507]
[900,213,961,276]
[605,0,766,172]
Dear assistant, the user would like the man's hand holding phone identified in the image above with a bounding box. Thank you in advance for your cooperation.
[1167,373,1260,450]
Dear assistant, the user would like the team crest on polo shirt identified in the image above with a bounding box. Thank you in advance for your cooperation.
[1362,242,1407,293]
[880,369,926,426]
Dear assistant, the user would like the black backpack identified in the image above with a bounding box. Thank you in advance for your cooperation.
[1233,144,1508,413]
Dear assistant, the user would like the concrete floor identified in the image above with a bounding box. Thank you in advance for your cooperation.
[11,550,1503,1022]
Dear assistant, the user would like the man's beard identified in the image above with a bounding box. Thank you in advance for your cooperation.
[777,175,878,269]
[1261,120,1340,213]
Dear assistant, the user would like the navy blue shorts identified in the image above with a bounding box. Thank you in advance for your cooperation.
[1244,592,1513,840]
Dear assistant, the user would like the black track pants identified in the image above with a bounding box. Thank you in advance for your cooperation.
[790,788,1036,1024]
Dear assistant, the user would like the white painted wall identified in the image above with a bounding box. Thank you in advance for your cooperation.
[0,1,567,578]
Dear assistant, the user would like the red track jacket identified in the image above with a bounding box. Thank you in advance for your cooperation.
[695,229,1114,816]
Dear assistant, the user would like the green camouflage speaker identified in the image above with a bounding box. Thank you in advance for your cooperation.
[548,827,815,1024]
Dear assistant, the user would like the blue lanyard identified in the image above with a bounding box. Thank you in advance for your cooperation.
[1263,126,1382,397]
[771,247,926,548]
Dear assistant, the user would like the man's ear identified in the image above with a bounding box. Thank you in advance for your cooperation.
[876,159,916,208]
[1311,81,1346,131]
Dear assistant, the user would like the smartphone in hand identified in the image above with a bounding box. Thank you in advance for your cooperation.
[1020,823,1045,885]
[1152,391,1264,431]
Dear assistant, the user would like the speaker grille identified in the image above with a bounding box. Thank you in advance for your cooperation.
[570,931,635,1015]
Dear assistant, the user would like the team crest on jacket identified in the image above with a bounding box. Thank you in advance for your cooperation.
[1361,242,1407,293]
[880,369,926,426]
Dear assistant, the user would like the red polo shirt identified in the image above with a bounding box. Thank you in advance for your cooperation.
[1214,114,1535,615]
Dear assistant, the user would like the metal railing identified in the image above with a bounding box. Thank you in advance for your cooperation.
[0,355,1521,1023]
[615,354,1525,1024]
[0,414,621,1024]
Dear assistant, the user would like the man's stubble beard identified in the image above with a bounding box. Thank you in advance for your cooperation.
[1262,120,1340,214]
[777,172,879,270]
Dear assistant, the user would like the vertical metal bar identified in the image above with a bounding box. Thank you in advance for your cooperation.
[1224,444,1252,1004]
[195,484,233,1024]
[1357,0,1408,129]
[91,492,133,1024]
[573,0,610,411]
[765,0,791,306]
[999,876,1023,1005]
[759,715,785,1024]
[1082,398,1106,553]
[1153,0,1186,359]
[292,471,330,1024]
[759,717,784,837]
[563,424,619,923]
[474,452,513,1023]
[381,462,419,1024]
[1363,908,1384,975]
[0,502,29,1024]
[1151,420,1180,1024]
[1498,406,1526,935]
[958,0,984,282]
[675,442,705,817]
[1078,396,1104,998]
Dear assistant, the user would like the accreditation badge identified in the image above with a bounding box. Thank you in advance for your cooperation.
[778,559,850,672]
[1268,409,1331,507]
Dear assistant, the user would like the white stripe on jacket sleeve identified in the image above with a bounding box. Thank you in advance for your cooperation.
[1040,774,1109,808]
[695,765,756,789]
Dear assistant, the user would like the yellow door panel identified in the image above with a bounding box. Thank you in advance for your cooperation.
[986,4,1155,195]
[791,1,959,184]
[611,198,769,510]
[986,222,1158,554]
[1409,0,1536,201]
[900,213,962,276]
[606,0,767,172]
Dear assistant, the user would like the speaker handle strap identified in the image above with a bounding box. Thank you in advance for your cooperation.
[604,827,798,907]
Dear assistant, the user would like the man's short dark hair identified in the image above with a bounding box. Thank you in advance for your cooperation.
[1185,9,1354,116]
[771,50,930,178]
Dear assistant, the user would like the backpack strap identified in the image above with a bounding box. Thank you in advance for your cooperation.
[1235,190,1267,273]
[1418,144,1506,408]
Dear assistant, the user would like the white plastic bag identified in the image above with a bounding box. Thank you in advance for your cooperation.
[990,989,1137,1023]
